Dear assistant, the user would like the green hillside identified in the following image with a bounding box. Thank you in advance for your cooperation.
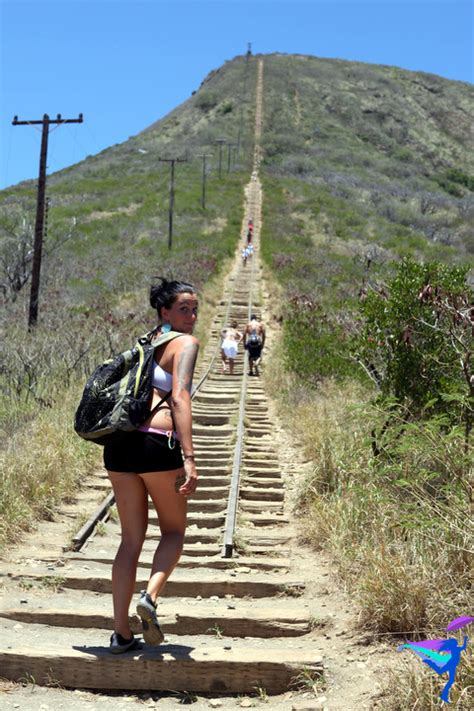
[259,53,473,310]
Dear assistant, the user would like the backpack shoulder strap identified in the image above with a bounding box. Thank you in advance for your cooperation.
[150,330,184,348]
[137,329,184,348]
[147,330,185,419]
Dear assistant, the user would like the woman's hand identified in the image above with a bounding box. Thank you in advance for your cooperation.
[179,458,198,497]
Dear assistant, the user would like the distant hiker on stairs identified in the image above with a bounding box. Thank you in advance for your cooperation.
[244,314,265,376]
[221,321,243,375]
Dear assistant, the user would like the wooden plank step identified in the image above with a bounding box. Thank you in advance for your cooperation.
[193,458,230,467]
[245,462,281,479]
[192,427,233,438]
[240,487,284,502]
[0,603,315,638]
[134,513,226,529]
[244,513,289,526]
[196,467,231,476]
[195,385,240,393]
[108,529,290,546]
[193,444,232,452]
[242,458,280,468]
[240,501,283,513]
[60,552,291,572]
[4,571,305,597]
[193,394,237,405]
[179,500,227,513]
[246,429,273,438]
[240,545,290,556]
[238,531,294,546]
[0,634,323,693]
[242,477,283,488]
[86,472,232,491]
[81,539,222,557]
[182,544,221,556]
[242,470,282,480]
[193,414,232,426]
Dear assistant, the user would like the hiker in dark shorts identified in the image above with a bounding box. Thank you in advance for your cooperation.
[244,313,265,376]
[104,278,199,654]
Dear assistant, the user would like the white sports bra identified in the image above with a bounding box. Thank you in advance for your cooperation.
[152,363,173,391]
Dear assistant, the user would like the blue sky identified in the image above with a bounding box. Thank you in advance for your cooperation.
[1,0,472,189]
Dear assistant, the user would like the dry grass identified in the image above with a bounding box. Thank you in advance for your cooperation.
[380,651,474,709]
[0,385,100,552]
[262,316,473,707]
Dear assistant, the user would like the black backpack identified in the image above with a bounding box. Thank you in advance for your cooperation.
[248,328,262,345]
[74,329,182,446]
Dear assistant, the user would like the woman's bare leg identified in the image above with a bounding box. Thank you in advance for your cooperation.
[139,468,187,601]
[107,471,148,637]
[229,357,234,374]
[221,349,227,373]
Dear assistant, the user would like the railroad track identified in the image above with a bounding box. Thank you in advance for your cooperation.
[0,57,325,697]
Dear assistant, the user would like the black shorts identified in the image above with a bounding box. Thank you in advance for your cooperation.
[103,431,183,473]
[247,344,262,359]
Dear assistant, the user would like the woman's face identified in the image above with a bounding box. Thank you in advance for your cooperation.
[161,292,198,334]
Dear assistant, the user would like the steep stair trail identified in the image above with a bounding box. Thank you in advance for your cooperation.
[0,57,325,697]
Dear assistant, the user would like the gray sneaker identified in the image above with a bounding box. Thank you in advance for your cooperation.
[136,590,164,645]
[109,632,139,654]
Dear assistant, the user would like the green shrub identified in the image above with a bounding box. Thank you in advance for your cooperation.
[195,91,219,111]
[444,168,474,191]
[219,100,234,114]
[356,258,473,434]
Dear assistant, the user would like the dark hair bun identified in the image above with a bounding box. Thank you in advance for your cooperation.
[150,276,168,311]
[150,276,196,316]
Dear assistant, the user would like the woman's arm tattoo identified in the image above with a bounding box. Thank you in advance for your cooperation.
[177,342,199,393]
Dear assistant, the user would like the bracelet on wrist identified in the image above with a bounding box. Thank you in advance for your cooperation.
[183,454,195,460]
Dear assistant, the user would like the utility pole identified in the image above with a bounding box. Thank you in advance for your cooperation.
[12,113,83,327]
[215,138,226,179]
[159,156,187,249]
[44,197,50,241]
[197,154,212,209]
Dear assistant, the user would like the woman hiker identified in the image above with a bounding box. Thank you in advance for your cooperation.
[104,277,199,653]
[220,320,243,375]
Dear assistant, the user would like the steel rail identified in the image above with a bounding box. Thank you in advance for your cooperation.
[221,244,256,557]
[71,492,115,552]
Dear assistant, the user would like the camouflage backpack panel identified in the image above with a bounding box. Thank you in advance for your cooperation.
[74,330,181,445]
